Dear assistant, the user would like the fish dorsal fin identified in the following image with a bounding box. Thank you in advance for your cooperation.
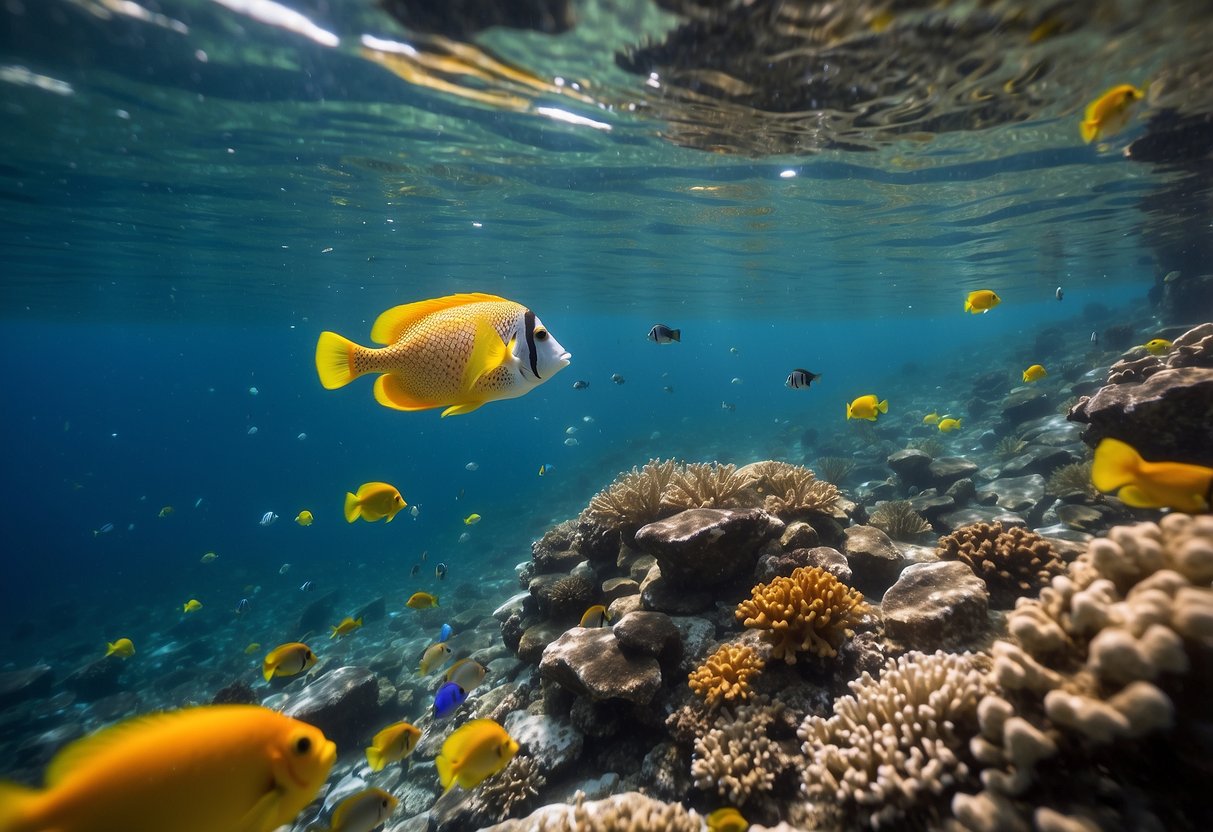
[370,293,510,345]
[45,709,196,786]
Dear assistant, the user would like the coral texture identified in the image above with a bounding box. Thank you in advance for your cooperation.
[937,521,1065,609]
[816,456,857,486]
[692,699,800,807]
[738,460,840,516]
[995,435,1029,461]
[868,500,932,540]
[1044,461,1096,498]
[799,651,994,829]
[687,642,766,709]
[466,754,546,824]
[582,459,677,532]
[908,436,945,458]
[736,566,867,664]
[545,575,596,620]
[662,462,749,511]
[485,791,705,831]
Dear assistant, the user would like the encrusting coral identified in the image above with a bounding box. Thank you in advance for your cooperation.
[952,514,1213,831]
[736,566,867,664]
[737,460,840,517]
[692,699,801,808]
[937,521,1066,609]
[799,650,994,830]
[688,642,766,709]
[868,500,932,540]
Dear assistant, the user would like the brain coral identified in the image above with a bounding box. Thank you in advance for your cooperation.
[736,566,867,664]
[688,642,766,709]
[937,521,1065,608]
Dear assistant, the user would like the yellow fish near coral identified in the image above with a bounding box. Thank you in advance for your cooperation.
[326,787,397,832]
[182,599,202,614]
[419,643,452,675]
[1022,364,1048,383]
[435,719,519,794]
[579,605,610,628]
[315,292,571,417]
[406,592,439,609]
[0,704,335,832]
[199,552,218,564]
[1143,338,1173,356]
[1091,437,1213,513]
[295,510,313,527]
[263,642,317,682]
[330,617,363,639]
[922,412,940,425]
[365,722,422,772]
[707,807,750,832]
[344,482,406,523]
[1081,84,1145,143]
[846,395,888,421]
[104,638,135,659]
[964,289,1001,314]
[938,417,963,433]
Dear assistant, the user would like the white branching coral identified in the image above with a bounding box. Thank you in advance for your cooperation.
[691,700,797,806]
[798,650,994,829]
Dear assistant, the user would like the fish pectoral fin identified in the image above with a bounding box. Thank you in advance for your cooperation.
[1115,485,1159,509]
[374,374,440,412]
[441,401,486,418]
[370,293,509,344]
[461,319,512,393]
[234,785,283,832]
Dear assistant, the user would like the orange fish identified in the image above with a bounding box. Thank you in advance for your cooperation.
[0,705,335,832]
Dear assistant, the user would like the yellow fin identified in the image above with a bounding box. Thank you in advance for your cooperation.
[877,399,888,414]
[1092,437,1141,492]
[373,374,439,412]
[44,710,204,787]
[1115,484,1157,509]
[344,492,361,523]
[0,781,39,830]
[365,746,386,772]
[461,318,511,393]
[315,331,363,390]
[1080,119,1098,143]
[370,292,510,345]
[233,785,282,832]
[441,401,486,418]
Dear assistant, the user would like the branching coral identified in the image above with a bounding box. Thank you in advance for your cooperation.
[1045,461,1097,499]
[868,500,932,540]
[799,651,994,830]
[467,754,545,824]
[937,521,1065,609]
[994,435,1029,461]
[735,566,867,664]
[687,642,765,709]
[738,460,840,516]
[492,792,705,831]
[816,456,857,486]
[692,699,801,807]
[582,459,677,532]
[908,436,945,459]
[661,462,749,511]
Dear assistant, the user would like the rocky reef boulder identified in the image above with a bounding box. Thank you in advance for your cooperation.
[842,525,906,595]
[539,627,662,705]
[0,665,53,709]
[634,508,784,587]
[881,561,989,650]
[887,448,932,487]
[280,665,380,749]
[502,711,584,779]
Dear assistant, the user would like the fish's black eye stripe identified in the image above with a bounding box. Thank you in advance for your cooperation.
[524,310,540,380]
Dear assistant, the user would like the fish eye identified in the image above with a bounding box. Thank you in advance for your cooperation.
[535,328,548,341]
[295,736,312,754]
[382,799,390,808]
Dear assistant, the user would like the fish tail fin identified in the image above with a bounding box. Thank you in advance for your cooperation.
[262,662,276,683]
[315,331,366,390]
[964,297,973,313]
[354,618,363,627]
[329,626,339,639]
[0,781,38,832]
[104,642,116,657]
[343,492,361,523]
[844,402,851,420]
[1080,120,1098,143]
[366,747,385,772]
[877,400,888,414]
[1092,437,1142,492]
[670,329,681,342]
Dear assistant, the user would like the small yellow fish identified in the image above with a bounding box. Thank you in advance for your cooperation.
[158,506,174,518]
[419,642,452,675]
[922,412,940,425]
[295,510,314,527]
[846,395,888,421]
[329,616,363,639]
[444,658,487,692]
[1143,338,1173,356]
[1022,364,1048,383]
[315,293,571,417]
[1091,437,1213,513]
[244,642,262,656]
[964,289,1001,314]
[344,482,406,523]
[263,642,317,682]
[0,705,335,832]
[105,638,135,659]
[463,513,481,525]
[200,552,218,564]
[406,592,439,609]
[1081,84,1145,143]
[579,605,611,628]
[327,787,397,832]
[938,417,963,433]
[182,599,202,613]
[365,722,422,772]
[707,807,750,832]
[435,718,519,794]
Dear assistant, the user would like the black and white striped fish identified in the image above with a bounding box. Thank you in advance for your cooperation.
[647,324,681,344]
[785,369,821,389]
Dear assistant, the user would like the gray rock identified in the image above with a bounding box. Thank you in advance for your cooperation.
[640,741,692,800]
[908,491,957,521]
[607,594,644,622]
[639,564,715,614]
[928,457,980,487]
[517,620,566,664]
[1000,445,1079,477]
[355,597,387,623]
[976,474,1047,513]
[282,665,380,749]
[881,561,989,650]
[1001,387,1052,424]
[62,658,123,702]
[887,449,933,485]
[779,521,820,551]
[671,616,716,675]
[634,508,784,587]
[944,478,976,505]
[628,555,657,583]
[1018,415,1083,446]
[0,665,53,709]
[601,577,640,603]
[842,525,906,594]
[539,628,662,705]
[1056,503,1107,533]
[493,592,534,622]
[502,712,584,778]
[16,722,84,768]
[757,546,851,584]
[613,611,682,671]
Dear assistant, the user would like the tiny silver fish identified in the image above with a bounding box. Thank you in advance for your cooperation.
[299,581,314,592]
[1055,286,1064,301]
[1163,270,1181,283]
[721,401,736,411]
[235,598,251,615]
[1090,331,1099,344]
[572,380,589,389]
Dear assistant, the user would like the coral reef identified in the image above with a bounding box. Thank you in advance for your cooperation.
[736,567,868,664]
[662,462,749,511]
[937,522,1066,609]
[867,500,932,540]
[954,514,1213,830]
[1044,461,1096,499]
[994,435,1029,461]
[738,460,840,517]
[799,651,994,829]
[582,459,677,534]
[687,643,766,709]
[908,436,946,459]
[465,754,546,825]
[692,699,801,808]
[546,575,596,620]
[486,791,705,831]
[816,456,857,486]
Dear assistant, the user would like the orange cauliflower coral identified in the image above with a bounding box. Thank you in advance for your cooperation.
[736,566,868,664]
[688,643,766,708]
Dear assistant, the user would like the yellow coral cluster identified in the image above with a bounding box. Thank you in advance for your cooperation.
[688,642,765,708]
[736,566,867,664]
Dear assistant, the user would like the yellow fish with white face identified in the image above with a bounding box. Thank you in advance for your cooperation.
[315,293,571,417]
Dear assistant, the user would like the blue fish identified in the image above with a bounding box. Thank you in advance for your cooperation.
[433,682,467,719]
[439,623,452,642]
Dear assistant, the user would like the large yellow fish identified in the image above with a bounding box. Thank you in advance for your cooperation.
[1091,437,1213,513]
[435,719,519,794]
[365,722,422,772]
[315,293,571,417]
[922,412,940,425]
[0,705,335,832]
[1081,84,1145,143]
[344,482,406,523]
[263,642,317,683]
[964,290,1001,314]
[846,395,887,421]
[707,807,750,832]
[182,599,202,614]
[1022,364,1047,383]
